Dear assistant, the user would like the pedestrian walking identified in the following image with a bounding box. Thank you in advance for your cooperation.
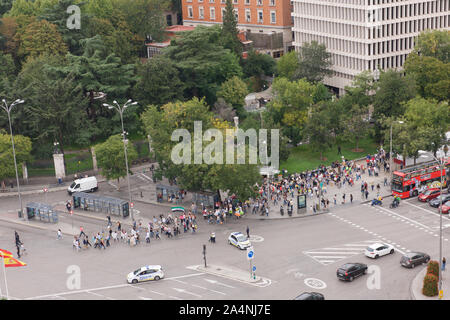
[57,229,62,240]
[66,201,72,212]
[79,226,86,238]
[246,226,250,239]
[443,257,446,271]
[350,194,353,203]
[365,190,369,200]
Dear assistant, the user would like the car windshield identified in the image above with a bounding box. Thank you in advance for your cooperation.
[366,247,374,252]
[424,190,433,195]
[70,182,76,188]
[391,181,403,192]
[133,269,142,275]
[237,235,247,242]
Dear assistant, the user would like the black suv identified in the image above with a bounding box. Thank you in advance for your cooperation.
[336,263,368,282]
[294,292,325,300]
[429,194,450,208]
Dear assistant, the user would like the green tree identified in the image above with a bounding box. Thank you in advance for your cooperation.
[268,77,315,134]
[132,55,184,108]
[38,0,91,55]
[275,50,299,80]
[221,0,241,57]
[141,98,261,201]
[165,25,242,105]
[12,56,91,150]
[217,76,248,115]
[404,53,450,101]
[113,0,168,42]
[242,49,275,79]
[0,131,32,182]
[95,134,138,187]
[0,52,15,76]
[294,41,332,83]
[7,0,57,17]
[0,0,13,16]
[372,69,416,141]
[412,30,449,63]
[303,102,332,160]
[19,19,67,59]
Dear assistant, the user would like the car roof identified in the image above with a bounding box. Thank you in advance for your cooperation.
[231,232,244,236]
[142,265,162,270]
[404,252,425,257]
[368,243,385,248]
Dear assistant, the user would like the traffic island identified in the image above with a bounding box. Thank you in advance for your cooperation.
[410,266,442,300]
[187,264,272,287]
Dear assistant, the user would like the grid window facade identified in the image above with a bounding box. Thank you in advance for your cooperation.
[292,0,450,92]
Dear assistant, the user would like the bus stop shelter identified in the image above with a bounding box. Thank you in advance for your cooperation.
[192,192,217,208]
[72,192,130,218]
[156,184,182,203]
[26,202,58,223]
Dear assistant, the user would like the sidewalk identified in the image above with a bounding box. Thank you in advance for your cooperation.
[410,265,450,300]
[245,157,393,220]
[0,163,153,198]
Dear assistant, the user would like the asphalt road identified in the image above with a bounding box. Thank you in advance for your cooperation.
[1,181,449,300]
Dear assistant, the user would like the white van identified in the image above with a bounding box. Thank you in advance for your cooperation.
[68,176,98,195]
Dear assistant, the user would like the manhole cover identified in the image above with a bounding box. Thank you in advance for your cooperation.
[304,278,327,289]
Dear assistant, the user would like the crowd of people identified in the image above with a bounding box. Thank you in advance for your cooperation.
[246,148,391,214]
[69,211,199,252]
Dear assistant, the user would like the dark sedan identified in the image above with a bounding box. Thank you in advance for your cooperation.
[429,194,450,208]
[294,292,325,300]
[400,252,430,268]
[336,263,368,282]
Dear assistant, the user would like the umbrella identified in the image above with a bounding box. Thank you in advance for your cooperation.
[171,207,185,213]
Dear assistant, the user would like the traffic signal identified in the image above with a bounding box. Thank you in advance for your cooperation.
[130,202,134,208]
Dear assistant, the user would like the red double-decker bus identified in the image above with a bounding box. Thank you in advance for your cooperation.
[391,157,450,199]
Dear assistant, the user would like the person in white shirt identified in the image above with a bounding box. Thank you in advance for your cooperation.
[57,229,62,240]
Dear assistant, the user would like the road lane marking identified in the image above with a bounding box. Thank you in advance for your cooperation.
[191,284,226,295]
[87,291,114,300]
[375,206,433,230]
[24,272,204,300]
[204,279,235,289]
[173,288,202,298]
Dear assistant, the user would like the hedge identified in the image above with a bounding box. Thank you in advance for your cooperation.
[427,260,440,278]
[422,273,439,297]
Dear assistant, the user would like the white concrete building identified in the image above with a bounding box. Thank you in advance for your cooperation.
[292,0,450,95]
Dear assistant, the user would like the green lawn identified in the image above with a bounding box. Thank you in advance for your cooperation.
[280,136,379,174]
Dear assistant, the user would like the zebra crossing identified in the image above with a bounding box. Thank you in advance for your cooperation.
[303,239,381,266]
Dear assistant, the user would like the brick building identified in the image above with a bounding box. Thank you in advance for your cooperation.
[181,0,294,57]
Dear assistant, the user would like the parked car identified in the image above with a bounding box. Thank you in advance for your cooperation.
[418,188,441,202]
[336,263,368,282]
[294,292,325,300]
[400,252,430,268]
[228,232,251,250]
[127,265,164,284]
[364,243,395,259]
[440,201,450,214]
[68,176,98,195]
[429,194,450,208]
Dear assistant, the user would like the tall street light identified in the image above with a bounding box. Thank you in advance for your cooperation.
[1,98,26,221]
[422,146,446,299]
[390,120,404,182]
[103,99,138,221]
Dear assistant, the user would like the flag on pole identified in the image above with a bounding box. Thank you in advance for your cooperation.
[2,256,26,268]
[0,249,13,258]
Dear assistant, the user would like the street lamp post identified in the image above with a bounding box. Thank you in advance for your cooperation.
[103,99,138,221]
[1,99,25,221]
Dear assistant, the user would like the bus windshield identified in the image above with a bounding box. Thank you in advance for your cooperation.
[391,181,403,192]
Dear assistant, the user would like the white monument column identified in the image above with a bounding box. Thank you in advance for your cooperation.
[22,162,28,184]
[91,147,98,172]
[52,142,65,181]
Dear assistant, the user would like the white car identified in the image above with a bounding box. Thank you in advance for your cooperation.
[228,232,251,250]
[127,265,164,284]
[364,243,395,259]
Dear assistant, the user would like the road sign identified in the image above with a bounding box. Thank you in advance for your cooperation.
[247,247,254,260]
[252,266,256,272]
